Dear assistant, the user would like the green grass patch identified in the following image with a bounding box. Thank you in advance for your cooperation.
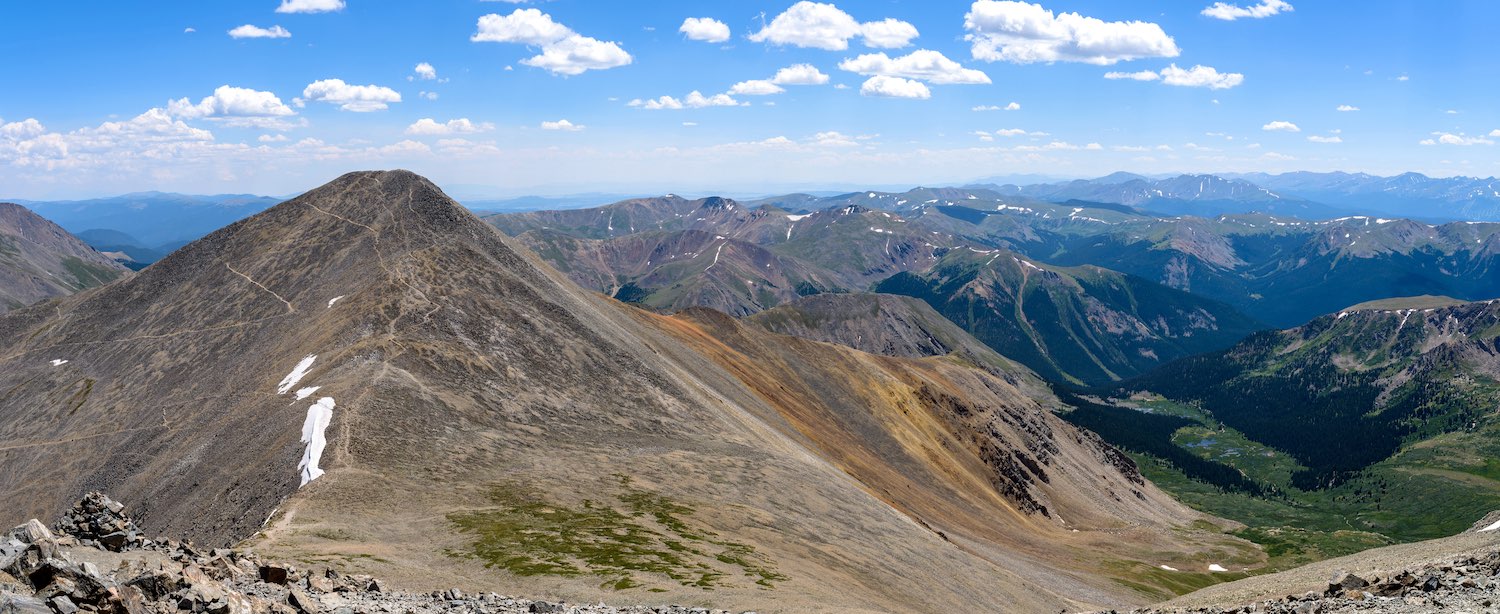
[447,478,785,591]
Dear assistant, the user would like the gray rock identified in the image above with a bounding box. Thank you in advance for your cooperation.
[0,594,49,614]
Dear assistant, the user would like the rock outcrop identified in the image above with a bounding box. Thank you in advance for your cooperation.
[1,495,750,614]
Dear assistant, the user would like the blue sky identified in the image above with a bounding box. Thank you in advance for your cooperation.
[1,0,1497,199]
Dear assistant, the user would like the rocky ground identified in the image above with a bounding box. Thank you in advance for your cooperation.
[1094,550,1500,613]
[0,494,754,614]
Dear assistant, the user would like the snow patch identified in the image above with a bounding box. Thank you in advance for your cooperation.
[294,386,321,401]
[298,397,335,486]
[1480,519,1500,532]
[327,295,344,308]
[785,213,812,222]
[49,359,69,366]
[1160,565,1179,572]
[276,355,318,395]
[1208,563,1228,572]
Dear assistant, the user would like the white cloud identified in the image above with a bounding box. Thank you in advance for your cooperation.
[1490,129,1500,137]
[303,79,402,112]
[228,24,291,39]
[996,128,1047,137]
[0,108,214,171]
[1420,132,1494,146]
[183,27,196,33]
[472,9,631,75]
[1105,64,1241,89]
[419,91,439,101]
[1306,135,1342,143]
[680,17,730,43]
[838,50,990,84]
[1,119,47,140]
[166,86,298,129]
[1337,104,1359,112]
[405,118,495,135]
[1201,0,1292,21]
[859,75,930,99]
[771,63,830,85]
[1013,141,1079,151]
[963,1,1180,65]
[258,134,289,143]
[729,80,786,95]
[974,131,995,142]
[472,9,571,44]
[1084,142,1103,150]
[540,119,585,131]
[1160,64,1243,89]
[414,63,437,80]
[520,35,632,76]
[1397,75,1410,81]
[276,0,345,13]
[1261,121,1300,132]
[1104,70,1160,81]
[1005,101,1020,110]
[859,18,920,49]
[628,91,747,110]
[749,2,917,50]
[812,131,859,147]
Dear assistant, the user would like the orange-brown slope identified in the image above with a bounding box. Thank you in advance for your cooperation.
[629,306,1257,606]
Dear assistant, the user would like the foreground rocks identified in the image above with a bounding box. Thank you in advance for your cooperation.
[1097,550,1500,613]
[1,493,752,614]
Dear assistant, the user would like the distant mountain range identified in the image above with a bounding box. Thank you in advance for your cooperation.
[0,170,1245,612]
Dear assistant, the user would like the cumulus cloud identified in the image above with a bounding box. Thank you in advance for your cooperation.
[838,50,991,84]
[1262,121,1300,132]
[1,118,47,140]
[1201,0,1292,21]
[1337,104,1359,112]
[405,118,495,135]
[995,128,1047,137]
[973,102,1022,111]
[540,119,584,131]
[859,18,920,48]
[166,86,298,129]
[276,0,344,13]
[1306,135,1342,143]
[1491,129,1500,137]
[728,80,786,95]
[749,2,918,50]
[859,75,930,99]
[963,1,1180,65]
[302,79,402,112]
[1160,64,1243,89]
[628,91,747,110]
[229,24,291,39]
[472,9,631,75]
[1419,132,1493,146]
[258,134,289,143]
[680,17,730,43]
[771,63,830,85]
[413,63,437,80]
[0,108,214,171]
